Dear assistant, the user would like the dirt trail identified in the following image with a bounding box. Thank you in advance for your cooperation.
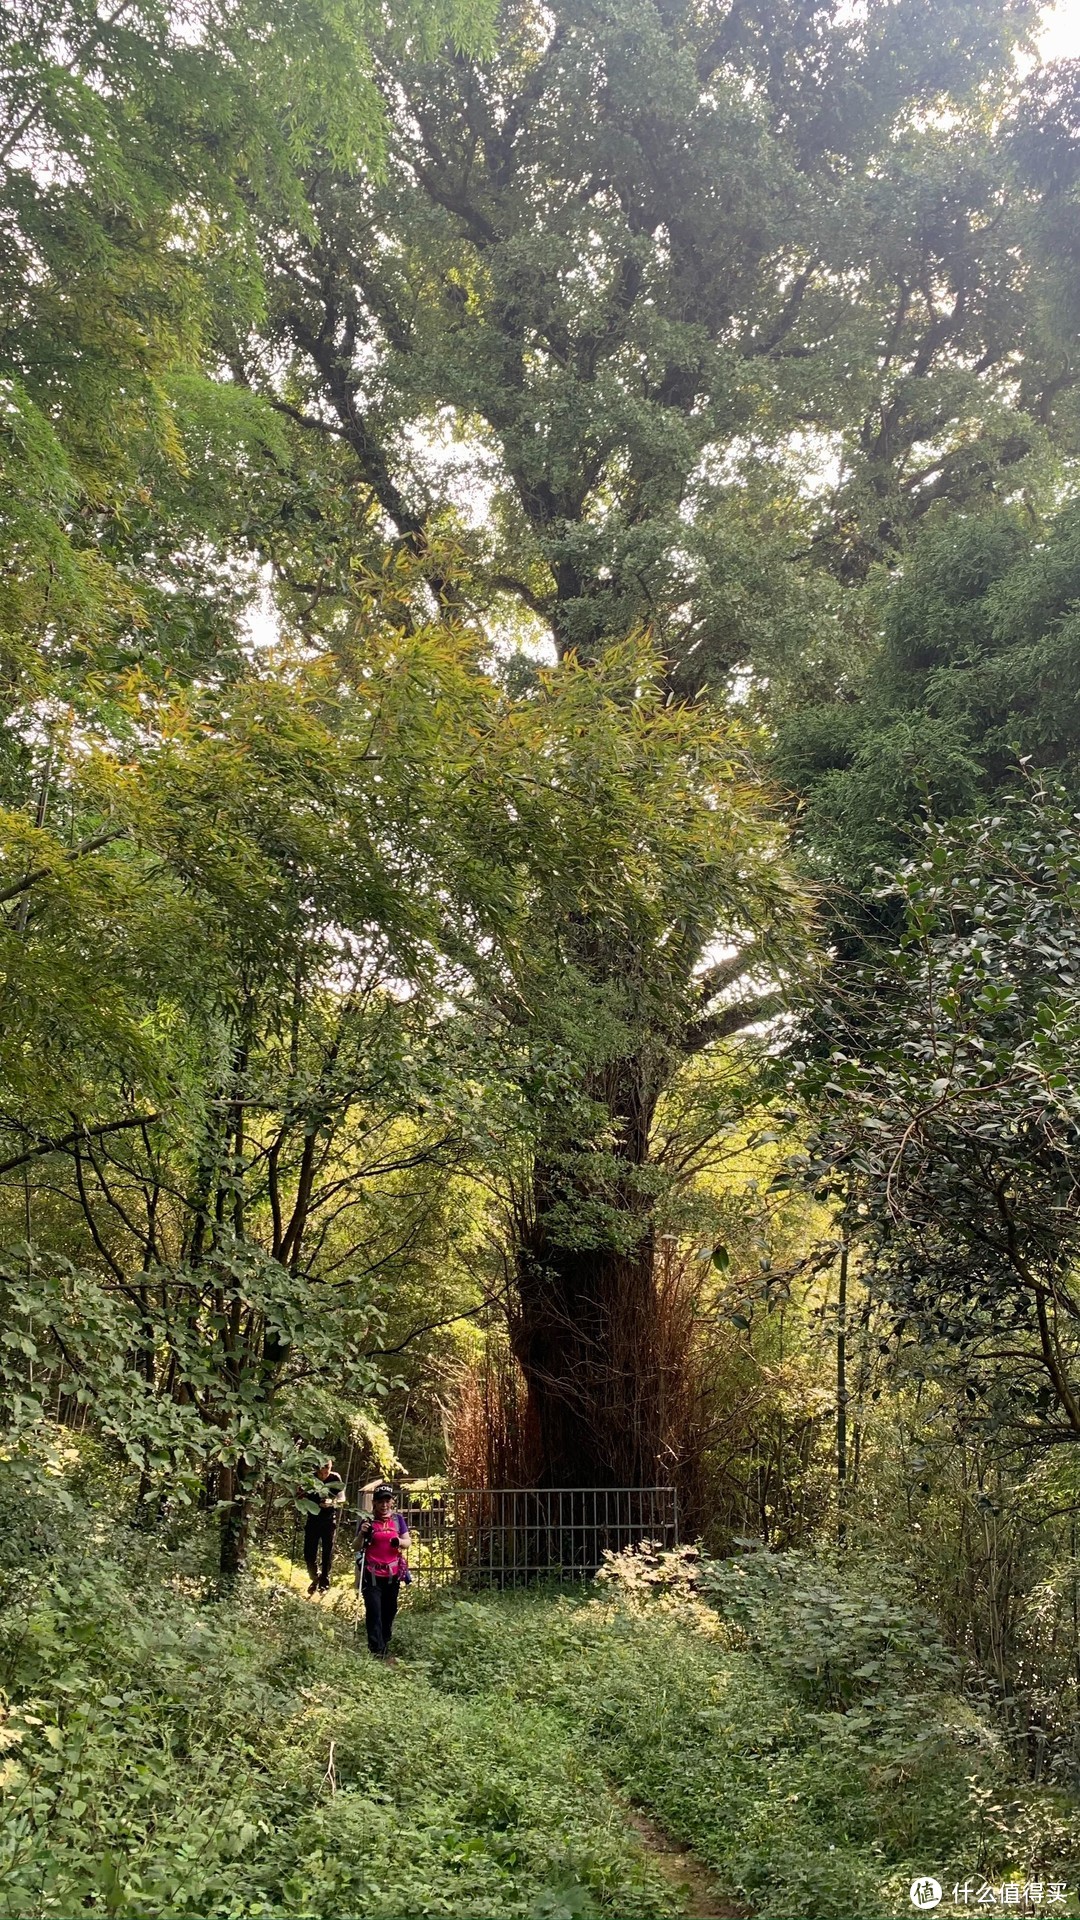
[311,1573,746,1918]
[620,1802,748,1920]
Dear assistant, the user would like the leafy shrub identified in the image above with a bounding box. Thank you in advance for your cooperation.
[693,1545,958,1709]
[403,1560,1080,1919]
[0,1460,670,1919]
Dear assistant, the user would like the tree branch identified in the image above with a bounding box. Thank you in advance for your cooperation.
[0,0,137,167]
[0,826,128,908]
[684,991,785,1054]
[0,1113,159,1179]
[364,1299,494,1357]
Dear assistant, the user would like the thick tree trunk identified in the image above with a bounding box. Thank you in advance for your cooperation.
[509,1044,673,1487]
[512,1153,663,1487]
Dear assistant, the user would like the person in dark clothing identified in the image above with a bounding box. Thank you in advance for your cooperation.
[303,1457,346,1594]
[355,1483,410,1658]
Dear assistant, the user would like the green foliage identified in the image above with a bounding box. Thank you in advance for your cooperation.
[693,1547,957,1711]
[0,630,543,1557]
[238,0,1080,683]
[0,1458,668,1920]
[0,1241,385,1506]
[778,505,1080,886]
[807,779,1080,1445]
[839,1397,1080,1782]
[471,634,812,1154]
[403,1554,1078,1920]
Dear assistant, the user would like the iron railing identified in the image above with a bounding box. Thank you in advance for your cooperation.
[391,1484,678,1588]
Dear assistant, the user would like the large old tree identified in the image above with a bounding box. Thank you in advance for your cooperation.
[11,0,1080,1493]
[218,0,1080,1485]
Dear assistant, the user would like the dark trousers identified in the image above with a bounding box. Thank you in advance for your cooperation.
[361,1572,400,1656]
[304,1509,338,1588]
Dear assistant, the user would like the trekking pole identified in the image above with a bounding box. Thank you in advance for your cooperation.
[354,1528,367,1639]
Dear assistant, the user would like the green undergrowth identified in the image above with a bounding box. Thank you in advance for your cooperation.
[395,1553,1080,1919]
[1,1460,1077,1919]
[0,1533,667,1918]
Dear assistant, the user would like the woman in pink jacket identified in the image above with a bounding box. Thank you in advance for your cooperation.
[355,1483,410,1659]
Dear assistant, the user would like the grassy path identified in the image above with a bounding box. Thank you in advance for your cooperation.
[619,1801,746,1920]
[301,1563,723,1917]
[194,1558,1080,1918]
[6,1518,1078,1917]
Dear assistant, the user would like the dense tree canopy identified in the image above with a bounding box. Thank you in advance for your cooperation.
[231,0,1080,683]
[808,782,1080,1448]
[6,0,1080,1539]
[778,505,1080,890]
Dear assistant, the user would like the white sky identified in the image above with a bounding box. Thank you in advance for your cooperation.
[1039,0,1080,58]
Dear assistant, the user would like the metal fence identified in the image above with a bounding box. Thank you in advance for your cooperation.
[394,1485,679,1588]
